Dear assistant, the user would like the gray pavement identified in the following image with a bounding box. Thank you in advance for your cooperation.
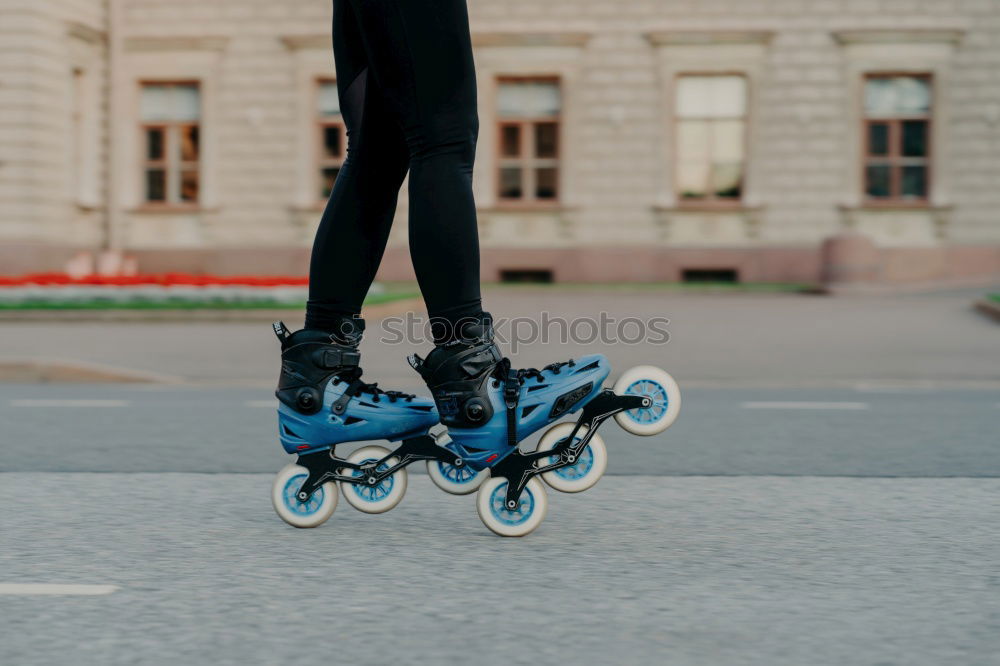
[1,475,998,666]
[0,384,997,477]
[1,288,998,665]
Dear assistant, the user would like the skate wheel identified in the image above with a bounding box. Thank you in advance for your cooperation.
[612,365,681,436]
[476,477,547,537]
[535,423,607,493]
[427,448,488,495]
[339,445,407,514]
[271,463,338,528]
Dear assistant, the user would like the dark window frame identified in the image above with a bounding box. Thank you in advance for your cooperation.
[495,76,562,207]
[317,77,346,202]
[862,73,933,205]
[673,72,749,208]
[139,80,201,208]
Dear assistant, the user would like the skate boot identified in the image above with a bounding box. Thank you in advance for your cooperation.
[270,319,462,528]
[410,313,681,536]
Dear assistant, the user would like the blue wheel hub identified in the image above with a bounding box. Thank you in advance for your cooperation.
[283,473,325,516]
[438,460,479,485]
[489,482,534,526]
[345,458,394,503]
[624,379,669,424]
[550,440,594,480]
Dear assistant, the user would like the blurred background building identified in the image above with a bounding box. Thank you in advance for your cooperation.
[2,0,999,285]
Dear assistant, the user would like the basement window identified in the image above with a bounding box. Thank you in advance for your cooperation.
[500,269,554,284]
[682,268,739,284]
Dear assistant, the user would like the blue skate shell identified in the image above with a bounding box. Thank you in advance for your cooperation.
[448,354,611,470]
[277,379,438,454]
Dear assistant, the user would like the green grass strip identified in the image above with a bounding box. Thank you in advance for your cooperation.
[0,291,417,311]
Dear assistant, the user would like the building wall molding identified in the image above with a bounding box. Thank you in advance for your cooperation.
[831,29,965,46]
[644,30,774,47]
[124,36,229,52]
[280,34,330,51]
[835,32,960,215]
[646,35,771,211]
[66,21,106,45]
[279,32,593,51]
[472,40,588,213]
[473,32,593,48]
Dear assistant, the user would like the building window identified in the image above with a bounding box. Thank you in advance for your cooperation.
[863,74,931,202]
[318,79,346,200]
[496,78,561,203]
[140,82,200,205]
[675,74,747,203]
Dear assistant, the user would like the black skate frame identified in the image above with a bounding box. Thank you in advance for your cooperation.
[291,389,649,508]
[292,433,464,504]
[488,390,649,511]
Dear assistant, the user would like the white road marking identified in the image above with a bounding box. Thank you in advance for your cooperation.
[0,584,118,596]
[854,383,934,393]
[9,399,128,408]
[741,401,870,410]
[246,400,278,408]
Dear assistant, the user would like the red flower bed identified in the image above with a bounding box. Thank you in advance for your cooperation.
[0,273,309,287]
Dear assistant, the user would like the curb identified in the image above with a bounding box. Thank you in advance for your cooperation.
[0,359,182,384]
[0,298,424,323]
[973,298,1000,323]
[0,298,426,383]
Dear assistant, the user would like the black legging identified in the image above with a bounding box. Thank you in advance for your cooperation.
[305,0,483,339]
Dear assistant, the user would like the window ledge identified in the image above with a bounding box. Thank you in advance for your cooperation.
[291,204,327,213]
[654,203,764,214]
[838,202,952,213]
[480,204,577,214]
[473,32,592,48]
[831,29,965,46]
[644,30,774,47]
[129,205,215,214]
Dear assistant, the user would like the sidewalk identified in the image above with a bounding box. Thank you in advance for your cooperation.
[1,287,998,387]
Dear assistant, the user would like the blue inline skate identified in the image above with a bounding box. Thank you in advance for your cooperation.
[270,319,465,528]
[410,314,681,536]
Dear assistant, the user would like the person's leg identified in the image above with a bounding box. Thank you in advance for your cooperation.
[304,0,411,333]
[344,0,484,342]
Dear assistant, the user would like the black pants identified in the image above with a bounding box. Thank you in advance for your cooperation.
[305,0,483,338]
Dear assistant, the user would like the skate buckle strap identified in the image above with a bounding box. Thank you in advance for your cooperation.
[272,321,291,342]
[501,362,520,449]
[503,367,520,409]
[331,387,353,415]
[319,349,361,369]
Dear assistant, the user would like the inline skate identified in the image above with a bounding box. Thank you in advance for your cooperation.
[411,314,681,536]
[269,319,464,528]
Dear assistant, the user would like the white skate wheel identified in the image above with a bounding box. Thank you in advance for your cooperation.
[339,445,407,514]
[427,456,488,495]
[476,477,548,537]
[612,365,681,436]
[535,422,608,493]
[272,463,338,528]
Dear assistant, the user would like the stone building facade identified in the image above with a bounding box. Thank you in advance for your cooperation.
[2,0,1000,285]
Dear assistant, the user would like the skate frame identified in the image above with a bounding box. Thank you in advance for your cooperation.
[292,389,650,508]
[292,434,463,503]
[489,389,649,511]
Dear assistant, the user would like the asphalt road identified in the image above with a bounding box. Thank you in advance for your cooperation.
[2,474,999,666]
[2,289,999,665]
[0,384,997,477]
[1,382,998,665]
